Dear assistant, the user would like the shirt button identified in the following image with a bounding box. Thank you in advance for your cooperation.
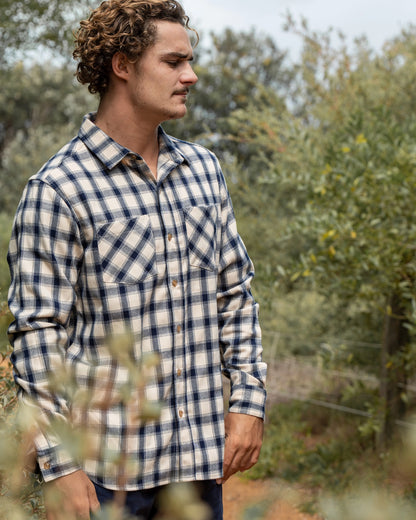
[168,233,173,241]
[44,462,51,470]
[178,409,184,418]
[177,368,182,377]
[172,279,178,287]
[176,325,181,333]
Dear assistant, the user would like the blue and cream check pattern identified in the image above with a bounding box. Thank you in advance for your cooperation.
[8,114,267,490]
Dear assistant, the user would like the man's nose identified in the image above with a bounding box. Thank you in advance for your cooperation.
[182,63,198,85]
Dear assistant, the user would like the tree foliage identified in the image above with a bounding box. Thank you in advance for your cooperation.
[226,22,416,441]
[0,63,96,214]
[228,23,416,332]
[0,0,97,65]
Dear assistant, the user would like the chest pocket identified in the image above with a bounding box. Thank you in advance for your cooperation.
[184,205,218,271]
[96,216,157,284]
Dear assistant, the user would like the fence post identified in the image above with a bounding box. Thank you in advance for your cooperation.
[377,293,408,451]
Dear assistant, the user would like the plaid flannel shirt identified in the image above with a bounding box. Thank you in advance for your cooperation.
[8,114,267,490]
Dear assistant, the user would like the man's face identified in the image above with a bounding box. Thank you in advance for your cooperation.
[129,21,198,125]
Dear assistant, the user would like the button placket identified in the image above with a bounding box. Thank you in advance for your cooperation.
[158,194,187,441]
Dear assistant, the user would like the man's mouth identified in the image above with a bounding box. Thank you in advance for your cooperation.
[173,89,189,96]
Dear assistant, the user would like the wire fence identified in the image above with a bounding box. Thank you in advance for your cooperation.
[262,330,416,429]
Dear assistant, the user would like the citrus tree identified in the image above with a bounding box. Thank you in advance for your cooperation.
[227,23,416,445]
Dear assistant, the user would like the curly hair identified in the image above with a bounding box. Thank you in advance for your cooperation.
[73,0,197,96]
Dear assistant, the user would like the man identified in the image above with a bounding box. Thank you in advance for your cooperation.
[8,1,267,518]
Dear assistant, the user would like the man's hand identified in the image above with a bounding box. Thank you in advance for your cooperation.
[216,412,264,484]
[44,469,100,520]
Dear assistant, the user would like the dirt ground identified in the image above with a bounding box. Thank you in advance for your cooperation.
[223,475,322,520]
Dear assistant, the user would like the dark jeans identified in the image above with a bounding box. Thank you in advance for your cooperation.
[93,479,223,520]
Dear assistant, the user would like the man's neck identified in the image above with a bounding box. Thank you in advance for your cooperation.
[95,96,160,178]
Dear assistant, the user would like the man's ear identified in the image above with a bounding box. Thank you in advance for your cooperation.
[111,52,131,80]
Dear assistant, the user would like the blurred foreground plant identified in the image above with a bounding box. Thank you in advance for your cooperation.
[0,329,209,519]
[322,490,416,520]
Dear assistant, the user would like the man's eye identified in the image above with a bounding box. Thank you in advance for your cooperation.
[166,61,179,68]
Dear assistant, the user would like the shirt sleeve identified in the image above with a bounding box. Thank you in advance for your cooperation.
[8,179,84,481]
[216,169,267,420]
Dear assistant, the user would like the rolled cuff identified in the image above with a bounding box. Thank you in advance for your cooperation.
[35,433,81,482]
[228,383,267,420]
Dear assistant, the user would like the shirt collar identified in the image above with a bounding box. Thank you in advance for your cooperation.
[78,113,189,171]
